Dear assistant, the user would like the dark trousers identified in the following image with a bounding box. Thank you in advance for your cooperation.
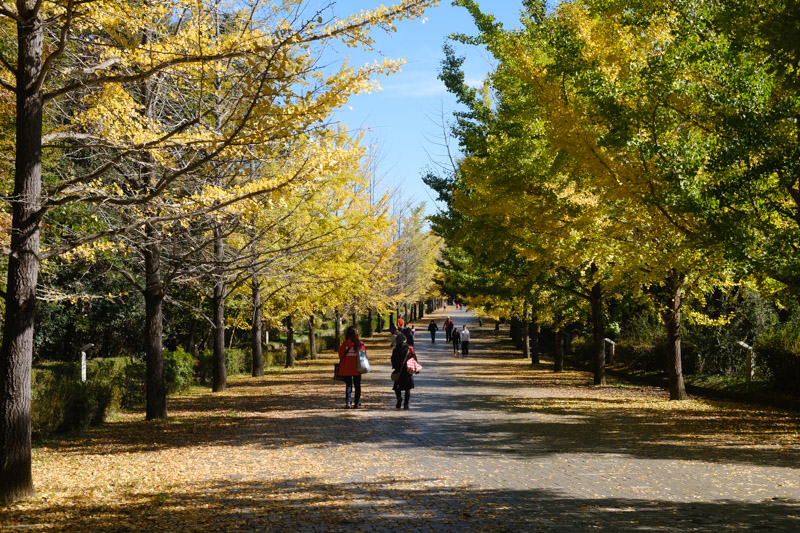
[452,339,460,354]
[395,389,410,407]
[430,331,436,342]
[344,375,361,406]
[445,329,451,342]
[461,341,470,356]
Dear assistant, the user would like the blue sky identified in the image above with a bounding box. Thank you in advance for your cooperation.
[312,1,527,214]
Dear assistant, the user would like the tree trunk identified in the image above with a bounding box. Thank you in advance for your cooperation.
[366,308,374,337]
[590,279,606,386]
[404,303,408,322]
[376,312,384,333]
[285,315,295,368]
[143,224,167,420]
[351,311,357,334]
[418,301,424,319]
[389,311,394,328]
[554,329,564,372]
[522,307,531,359]
[1,11,44,504]
[663,269,688,400]
[251,275,264,377]
[211,227,227,392]
[334,309,341,347]
[530,318,540,365]
[309,315,317,360]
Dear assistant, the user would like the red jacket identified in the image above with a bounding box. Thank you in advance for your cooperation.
[338,339,364,376]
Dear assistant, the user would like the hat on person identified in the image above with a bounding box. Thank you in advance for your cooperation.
[395,333,407,344]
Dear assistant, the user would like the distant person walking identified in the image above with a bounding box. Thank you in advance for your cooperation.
[391,333,418,409]
[444,317,453,342]
[427,320,438,343]
[337,325,365,408]
[451,326,461,355]
[460,325,471,357]
[403,326,415,347]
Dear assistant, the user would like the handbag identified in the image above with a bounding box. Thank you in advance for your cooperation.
[333,362,345,382]
[391,350,412,382]
[406,357,422,374]
[356,345,371,373]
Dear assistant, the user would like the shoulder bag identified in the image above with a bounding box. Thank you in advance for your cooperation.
[356,342,371,373]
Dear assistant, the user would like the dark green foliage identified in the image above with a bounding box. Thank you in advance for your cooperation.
[163,349,195,394]
[755,322,800,393]
[117,359,146,408]
[31,363,116,440]
[198,348,250,380]
[34,262,146,363]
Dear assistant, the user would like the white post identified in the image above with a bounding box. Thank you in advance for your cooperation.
[604,338,615,364]
[737,341,753,385]
[79,343,94,382]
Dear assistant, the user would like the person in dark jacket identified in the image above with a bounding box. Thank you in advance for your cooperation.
[451,326,461,355]
[402,326,415,347]
[427,320,438,343]
[391,333,418,409]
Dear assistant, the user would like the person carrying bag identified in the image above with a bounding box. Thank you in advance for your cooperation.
[390,333,419,409]
[337,326,366,408]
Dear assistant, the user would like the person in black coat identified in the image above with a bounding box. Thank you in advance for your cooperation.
[427,320,438,343]
[402,326,415,347]
[391,333,418,409]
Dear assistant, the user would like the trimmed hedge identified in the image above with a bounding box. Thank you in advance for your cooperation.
[755,326,800,393]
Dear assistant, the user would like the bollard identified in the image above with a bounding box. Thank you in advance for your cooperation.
[736,341,754,385]
[604,338,615,364]
[80,343,94,382]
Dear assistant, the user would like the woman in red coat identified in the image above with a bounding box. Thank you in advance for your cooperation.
[338,325,365,408]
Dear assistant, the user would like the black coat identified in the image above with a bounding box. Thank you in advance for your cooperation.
[391,343,417,391]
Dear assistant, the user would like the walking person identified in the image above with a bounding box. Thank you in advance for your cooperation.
[444,317,452,343]
[427,320,438,343]
[337,325,365,408]
[451,326,461,356]
[403,326,415,347]
[460,324,471,357]
[391,333,418,409]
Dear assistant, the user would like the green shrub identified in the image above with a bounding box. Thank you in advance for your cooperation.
[117,358,146,408]
[322,335,339,351]
[755,324,800,393]
[198,348,251,380]
[266,347,286,368]
[295,342,310,360]
[614,339,667,372]
[164,348,195,393]
[31,366,115,440]
[226,348,250,376]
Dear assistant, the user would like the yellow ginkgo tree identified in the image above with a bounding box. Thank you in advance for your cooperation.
[0,0,439,504]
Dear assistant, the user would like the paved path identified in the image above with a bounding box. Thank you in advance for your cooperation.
[202,307,800,531]
[13,307,798,531]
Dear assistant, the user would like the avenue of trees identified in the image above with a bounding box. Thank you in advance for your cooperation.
[426,0,800,400]
[0,0,442,505]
